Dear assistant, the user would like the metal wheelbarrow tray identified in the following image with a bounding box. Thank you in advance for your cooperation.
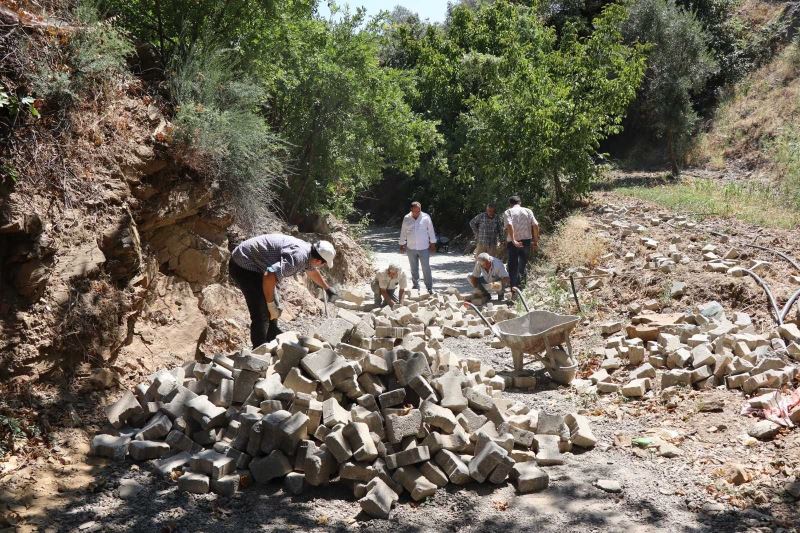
[466,292,580,385]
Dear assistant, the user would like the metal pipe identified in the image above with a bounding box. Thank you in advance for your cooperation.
[322,288,329,318]
[780,287,800,323]
[512,287,529,312]
[568,273,582,314]
[462,301,499,336]
[746,243,800,274]
[741,269,783,325]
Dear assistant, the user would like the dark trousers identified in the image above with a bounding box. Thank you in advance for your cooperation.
[229,260,280,348]
[507,239,531,288]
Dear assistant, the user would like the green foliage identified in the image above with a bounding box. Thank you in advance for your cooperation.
[252,7,441,218]
[772,126,800,210]
[170,48,287,231]
[384,1,644,223]
[28,1,132,106]
[0,83,39,120]
[623,0,717,175]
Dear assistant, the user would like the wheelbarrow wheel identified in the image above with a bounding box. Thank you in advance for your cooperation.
[545,346,578,385]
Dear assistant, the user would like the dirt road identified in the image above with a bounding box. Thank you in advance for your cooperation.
[359,227,475,294]
[3,207,793,532]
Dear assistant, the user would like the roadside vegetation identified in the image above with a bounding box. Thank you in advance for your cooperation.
[615,176,800,229]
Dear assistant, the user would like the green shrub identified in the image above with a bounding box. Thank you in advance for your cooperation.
[772,126,800,209]
[70,1,134,93]
[170,48,286,231]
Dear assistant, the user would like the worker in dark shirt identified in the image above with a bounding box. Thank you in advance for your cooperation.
[229,234,336,347]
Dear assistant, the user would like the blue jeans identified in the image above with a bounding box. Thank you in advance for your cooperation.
[507,239,531,288]
[406,248,433,291]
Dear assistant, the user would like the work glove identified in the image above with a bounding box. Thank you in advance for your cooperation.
[325,287,338,302]
[267,302,281,320]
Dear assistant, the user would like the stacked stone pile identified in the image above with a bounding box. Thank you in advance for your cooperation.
[91,291,596,519]
[583,301,800,437]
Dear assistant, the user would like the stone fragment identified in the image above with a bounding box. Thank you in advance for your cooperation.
[128,440,170,461]
[250,450,292,484]
[434,449,471,485]
[178,471,210,494]
[565,413,596,448]
[748,420,781,441]
[386,446,430,469]
[595,479,622,493]
[359,477,399,519]
[392,465,437,501]
[512,462,549,493]
[90,434,130,461]
[106,392,144,428]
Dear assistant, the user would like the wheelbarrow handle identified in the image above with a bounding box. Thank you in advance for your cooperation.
[462,301,500,337]
[511,287,529,312]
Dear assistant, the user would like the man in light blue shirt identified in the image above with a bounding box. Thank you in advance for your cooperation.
[399,201,437,293]
[468,252,510,302]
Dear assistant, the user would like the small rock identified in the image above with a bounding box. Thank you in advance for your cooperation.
[594,479,622,493]
[117,479,143,500]
[748,420,781,441]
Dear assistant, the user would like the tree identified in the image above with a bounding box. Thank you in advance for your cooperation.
[623,0,717,175]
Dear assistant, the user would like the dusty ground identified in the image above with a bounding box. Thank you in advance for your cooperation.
[2,190,800,532]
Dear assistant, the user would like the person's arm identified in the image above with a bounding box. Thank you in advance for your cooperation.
[506,221,522,248]
[262,272,277,303]
[398,288,405,304]
[380,288,392,306]
[427,216,437,253]
[399,217,408,253]
[469,213,481,237]
[306,269,329,290]
[531,213,540,251]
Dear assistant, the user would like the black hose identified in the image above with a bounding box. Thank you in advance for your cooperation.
[780,287,800,323]
[741,268,783,325]
[746,243,800,274]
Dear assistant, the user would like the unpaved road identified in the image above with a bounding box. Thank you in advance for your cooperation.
[3,215,790,533]
[359,226,475,294]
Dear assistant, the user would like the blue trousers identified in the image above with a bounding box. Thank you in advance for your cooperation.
[406,248,433,291]
[507,239,531,288]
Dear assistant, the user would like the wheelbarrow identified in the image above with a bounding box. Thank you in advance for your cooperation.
[464,288,581,385]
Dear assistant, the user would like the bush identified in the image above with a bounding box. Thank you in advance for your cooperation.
[543,215,608,269]
[170,48,286,231]
[772,126,800,210]
[28,1,132,105]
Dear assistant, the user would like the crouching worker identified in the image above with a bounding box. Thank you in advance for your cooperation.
[229,234,336,348]
[468,252,510,302]
[371,263,407,308]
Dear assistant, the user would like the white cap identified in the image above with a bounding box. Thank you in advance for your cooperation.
[314,240,336,268]
[477,252,493,263]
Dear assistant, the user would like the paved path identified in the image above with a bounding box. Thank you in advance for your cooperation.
[361,226,475,294]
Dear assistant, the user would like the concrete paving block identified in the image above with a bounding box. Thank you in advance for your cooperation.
[178,471,210,494]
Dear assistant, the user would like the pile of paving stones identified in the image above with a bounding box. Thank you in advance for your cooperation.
[584,300,800,439]
[90,291,597,519]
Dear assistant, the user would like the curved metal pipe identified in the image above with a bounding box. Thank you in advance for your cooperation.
[462,301,499,336]
[780,287,800,323]
[746,244,800,274]
[512,287,530,312]
[741,269,783,325]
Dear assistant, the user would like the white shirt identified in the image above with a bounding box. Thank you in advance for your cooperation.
[472,258,509,283]
[375,269,408,290]
[399,212,436,250]
[504,205,538,242]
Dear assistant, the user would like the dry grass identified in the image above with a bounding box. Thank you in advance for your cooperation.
[690,42,800,170]
[616,177,800,229]
[542,215,608,269]
[735,0,786,28]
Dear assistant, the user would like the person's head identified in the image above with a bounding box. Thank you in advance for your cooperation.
[486,203,496,218]
[410,201,421,218]
[310,240,336,268]
[508,195,521,207]
[477,252,493,270]
[386,262,401,279]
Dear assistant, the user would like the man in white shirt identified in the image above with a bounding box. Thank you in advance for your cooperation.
[371,263,407,307]
[504,195,540,289]
[468,253,510,302]
[399,201,437,293]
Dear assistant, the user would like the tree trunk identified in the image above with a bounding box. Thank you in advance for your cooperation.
[667,130,680,177]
